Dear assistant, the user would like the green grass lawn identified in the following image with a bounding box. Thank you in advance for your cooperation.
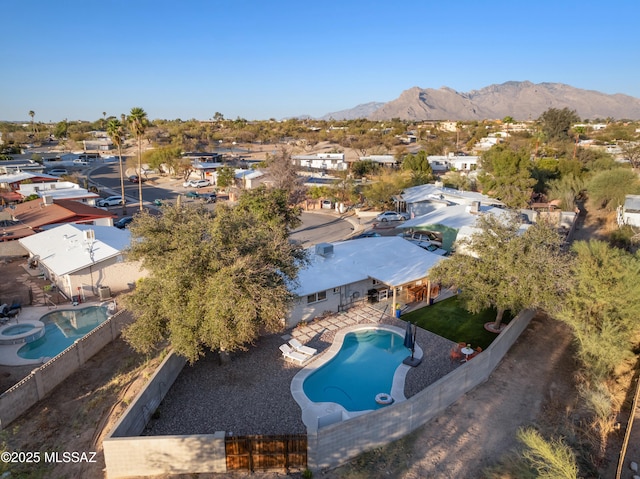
[401,296,513,350]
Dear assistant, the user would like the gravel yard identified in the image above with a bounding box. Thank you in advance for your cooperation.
[143,305,459,436]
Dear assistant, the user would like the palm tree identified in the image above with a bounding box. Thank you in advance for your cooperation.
[107,118,127,215]
[127,107,149,211]
[28,110,35,135]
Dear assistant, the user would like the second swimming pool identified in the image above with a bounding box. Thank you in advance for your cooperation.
[18,306,109,360]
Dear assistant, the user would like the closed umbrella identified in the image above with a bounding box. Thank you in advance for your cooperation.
[403,321,414,350]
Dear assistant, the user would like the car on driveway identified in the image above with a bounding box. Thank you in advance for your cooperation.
[73,159,89,166]
[351,231,381,239]
[191,179,211,188]
[128,175,146,183]
[376,211,410,222]
[114,216,134,229]
[97,195,124,207]
[48,169,68,176]
[198,192,217,203]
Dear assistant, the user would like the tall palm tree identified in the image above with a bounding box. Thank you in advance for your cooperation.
[28,110,35,135]
[127,107,149,211]
[107,118,127,215]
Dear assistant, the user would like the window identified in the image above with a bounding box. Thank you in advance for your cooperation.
[307,290,327,304]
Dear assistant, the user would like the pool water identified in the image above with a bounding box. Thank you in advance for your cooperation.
[18,306,109,360]
[303,329,410,412]
[2,324,36,336]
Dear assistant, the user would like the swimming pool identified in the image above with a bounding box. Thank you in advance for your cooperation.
[303,329,409,411]
[291,324,423,431]
[17,306,109,360]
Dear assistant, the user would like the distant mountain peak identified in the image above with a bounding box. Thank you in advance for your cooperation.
[321,81,640,121]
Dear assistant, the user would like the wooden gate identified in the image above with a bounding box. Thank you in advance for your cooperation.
[225,434,307,472]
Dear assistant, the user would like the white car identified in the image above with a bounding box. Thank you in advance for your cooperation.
[73,159,89,166]
[376,211,410,222]
[97,196,124,207]
[191,179,211,188]
[48,169,68,176]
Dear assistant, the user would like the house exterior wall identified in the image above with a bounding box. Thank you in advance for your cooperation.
[45,258,146,299]
[287,278,378,327]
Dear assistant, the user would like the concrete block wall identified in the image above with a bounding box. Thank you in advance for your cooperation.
[103,433,227,478]
[0,310,130,430]
[308,309,535,471]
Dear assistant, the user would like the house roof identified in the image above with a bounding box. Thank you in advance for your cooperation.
[0,198,115,241]
[18,224,131,276]
[293,236,445,296]
[400,184,503,206]
[401,204,509,230]
[0,171,59,185]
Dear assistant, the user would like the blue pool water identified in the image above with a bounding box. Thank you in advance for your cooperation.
[303,329,410,412]
[18,306,109,360]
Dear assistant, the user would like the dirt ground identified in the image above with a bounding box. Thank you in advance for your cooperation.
[0,201,632,479]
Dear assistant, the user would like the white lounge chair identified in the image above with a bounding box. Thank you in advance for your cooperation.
[289,338,317,356]
[279,344,308,365]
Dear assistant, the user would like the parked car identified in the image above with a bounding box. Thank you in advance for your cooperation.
[128,175,146,183]
[199,192,217,203]
[97,196,124,207]
[72,159,89,166]
[186,191,200,199]
[48,169,68,176]
[351,231,381,239]
[114,216,134,229]
[399,231,443,247]
[191,179,211,188]
[182,179,196,187]
[376,211,410,222]
[408,240,448,256]
[321,199,333,209]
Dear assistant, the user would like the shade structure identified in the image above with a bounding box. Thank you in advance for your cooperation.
[403,321,414,350]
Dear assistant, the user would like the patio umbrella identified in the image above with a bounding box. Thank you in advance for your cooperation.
[404,321,414,350]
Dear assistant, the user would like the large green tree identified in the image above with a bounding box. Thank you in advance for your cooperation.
[586,168,640,210]
[538,107,581,142]
[122,201,306,363]
[107,118,127,215]
[478,145,537,208]
[127,107,149,211]
[429,214,569,331]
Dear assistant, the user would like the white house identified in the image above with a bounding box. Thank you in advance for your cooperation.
[619,195,640,227]
[358,155,398,167]
[18,181,100,205]
[397,183,503,219]
[287,236,446,327]
[292,153,348,171]
[18,224,147,301]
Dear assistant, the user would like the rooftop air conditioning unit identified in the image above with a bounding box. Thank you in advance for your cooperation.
[315,243,334,257]
[42,195,53,206]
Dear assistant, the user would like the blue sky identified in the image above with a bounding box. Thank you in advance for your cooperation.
[2,0,639,122]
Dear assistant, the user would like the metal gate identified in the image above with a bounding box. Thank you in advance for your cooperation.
[225,434,307,472]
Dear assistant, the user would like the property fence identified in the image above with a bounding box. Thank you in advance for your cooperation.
[225,434,307,472]
[103,309,535,477]
[0,309,131,429]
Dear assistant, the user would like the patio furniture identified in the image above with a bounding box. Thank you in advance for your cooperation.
[289,338,317,356]
[279,344,308,365]
[449,347,463,362]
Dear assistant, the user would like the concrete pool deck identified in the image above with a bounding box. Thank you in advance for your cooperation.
[143,304,459,437]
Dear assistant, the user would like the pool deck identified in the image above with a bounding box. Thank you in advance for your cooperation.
[144,304,460,437]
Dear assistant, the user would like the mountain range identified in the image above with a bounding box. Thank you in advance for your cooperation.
[320,81,640,121]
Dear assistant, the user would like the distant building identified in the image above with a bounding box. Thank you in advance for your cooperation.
[292,153,348,171]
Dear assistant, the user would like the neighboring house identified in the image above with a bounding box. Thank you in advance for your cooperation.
[0,159,47,175]
[0,172,61,203]
[288,237,446,327]
[234,169,265,189]
[0,198,116,241]
[397,202,511,252]
[618,195,640,227]
[397,183,503,219]
[18,181,100,205]
[357,155,398,168]
[292,153,348,171]
[425,154,479,173]
[18,224,146,300]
